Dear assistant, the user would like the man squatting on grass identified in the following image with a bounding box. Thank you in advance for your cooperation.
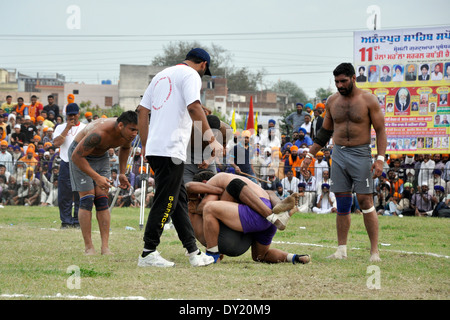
[301,63,387,262]
[186,170,311,264]
[69,111,138,255]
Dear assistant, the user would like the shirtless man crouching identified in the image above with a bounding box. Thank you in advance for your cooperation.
[69,111,138,255]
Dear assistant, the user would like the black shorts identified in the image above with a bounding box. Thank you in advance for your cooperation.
[218,222,253,257]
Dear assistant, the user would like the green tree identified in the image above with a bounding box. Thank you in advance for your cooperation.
[151,41,231,77]
[151,41,265,92]
[226,67,265,92]
[315,87,335,101]
[271,80,309,105]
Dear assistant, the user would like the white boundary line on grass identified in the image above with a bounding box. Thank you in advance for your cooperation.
[2,225,448,259]
[272,240,450,259]
[0,293,147,300]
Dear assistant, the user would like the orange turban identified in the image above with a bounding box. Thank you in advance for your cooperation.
[67,94,75,103]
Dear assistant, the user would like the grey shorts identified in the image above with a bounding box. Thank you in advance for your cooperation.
[330,144,374,194]
[68,141,111,192]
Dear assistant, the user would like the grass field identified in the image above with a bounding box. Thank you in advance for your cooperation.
[0,205,448,301]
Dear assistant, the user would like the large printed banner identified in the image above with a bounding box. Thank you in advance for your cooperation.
[353,26,450,154]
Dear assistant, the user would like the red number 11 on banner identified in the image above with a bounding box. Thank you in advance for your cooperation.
[359,47,373,62]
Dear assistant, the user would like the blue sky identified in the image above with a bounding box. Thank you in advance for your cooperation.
[0,0,448,98]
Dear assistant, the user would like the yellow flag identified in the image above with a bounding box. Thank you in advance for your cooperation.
[231,109,236,133]
[254,112,258,130]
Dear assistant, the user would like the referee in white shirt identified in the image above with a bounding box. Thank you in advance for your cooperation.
[136,48,223,267]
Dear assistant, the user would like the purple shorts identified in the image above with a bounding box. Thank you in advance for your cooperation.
[238,198,277,246]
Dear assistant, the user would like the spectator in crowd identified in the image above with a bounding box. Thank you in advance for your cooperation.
[294,128,313,148]
[274,182,289,200]
[310,107,324,141]
[230,130,256,183]
[19,149,38,170]
[52,102,86,229]
[280,170,300,195]
[429,169,446,192]
[300,114,312,137]
[418,154,435,186]
[0,140,13,173]
[43,95,60,118]
[296,182,314,213]
[261,168,281,191]
[9,123,24,148]
[28,95,44,119]
[376,182,391,215]
[312,183,337,214]
[383,192,403,217]
[12,178,30,205]
[108,148,119,172]
[21,115,37,144]
[411,182,434,217]
[1,95,17,115]
[284,145,302,178]
[387,169,404,196]
[313,151,329,186]
[298,169,316,195]
[14,97,28,116]
[285,103,306,133]
[432,185,449,217]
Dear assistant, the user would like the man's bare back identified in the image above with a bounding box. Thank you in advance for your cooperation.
[206,172,269,200]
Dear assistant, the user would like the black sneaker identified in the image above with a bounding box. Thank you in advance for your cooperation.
[60,223,71,229]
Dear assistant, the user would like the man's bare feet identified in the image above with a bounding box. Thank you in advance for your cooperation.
[369,252,381,262]
[272,193,298,214]
[101,248,113,255]
[326,245,347,259]
[84,247,96,255]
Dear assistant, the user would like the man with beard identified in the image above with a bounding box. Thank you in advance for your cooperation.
[294,127,313,148]
[230,130,256,183]
[286,103,306,133]
[301,63,387,262]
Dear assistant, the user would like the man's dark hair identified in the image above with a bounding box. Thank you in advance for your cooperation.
[333,63,356,77]
[192,170,215,182]
[117,111,138,126]
[207,114,221,130]
[6,95,12,99]
[421,64,429,71]
[48,95,54,99]
[17,97,24,102]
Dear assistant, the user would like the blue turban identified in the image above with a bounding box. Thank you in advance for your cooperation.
[298,182,306,188]
[298,127,307,134]
[268,119,276,125]
[322,183,330,189]
[434,185,445,192]
[305,103,313,109]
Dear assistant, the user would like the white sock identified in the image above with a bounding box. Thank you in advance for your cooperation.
[286,253,295,262]
[207,246,219,253]
[188,249,199,257]
[337,245,347,256]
